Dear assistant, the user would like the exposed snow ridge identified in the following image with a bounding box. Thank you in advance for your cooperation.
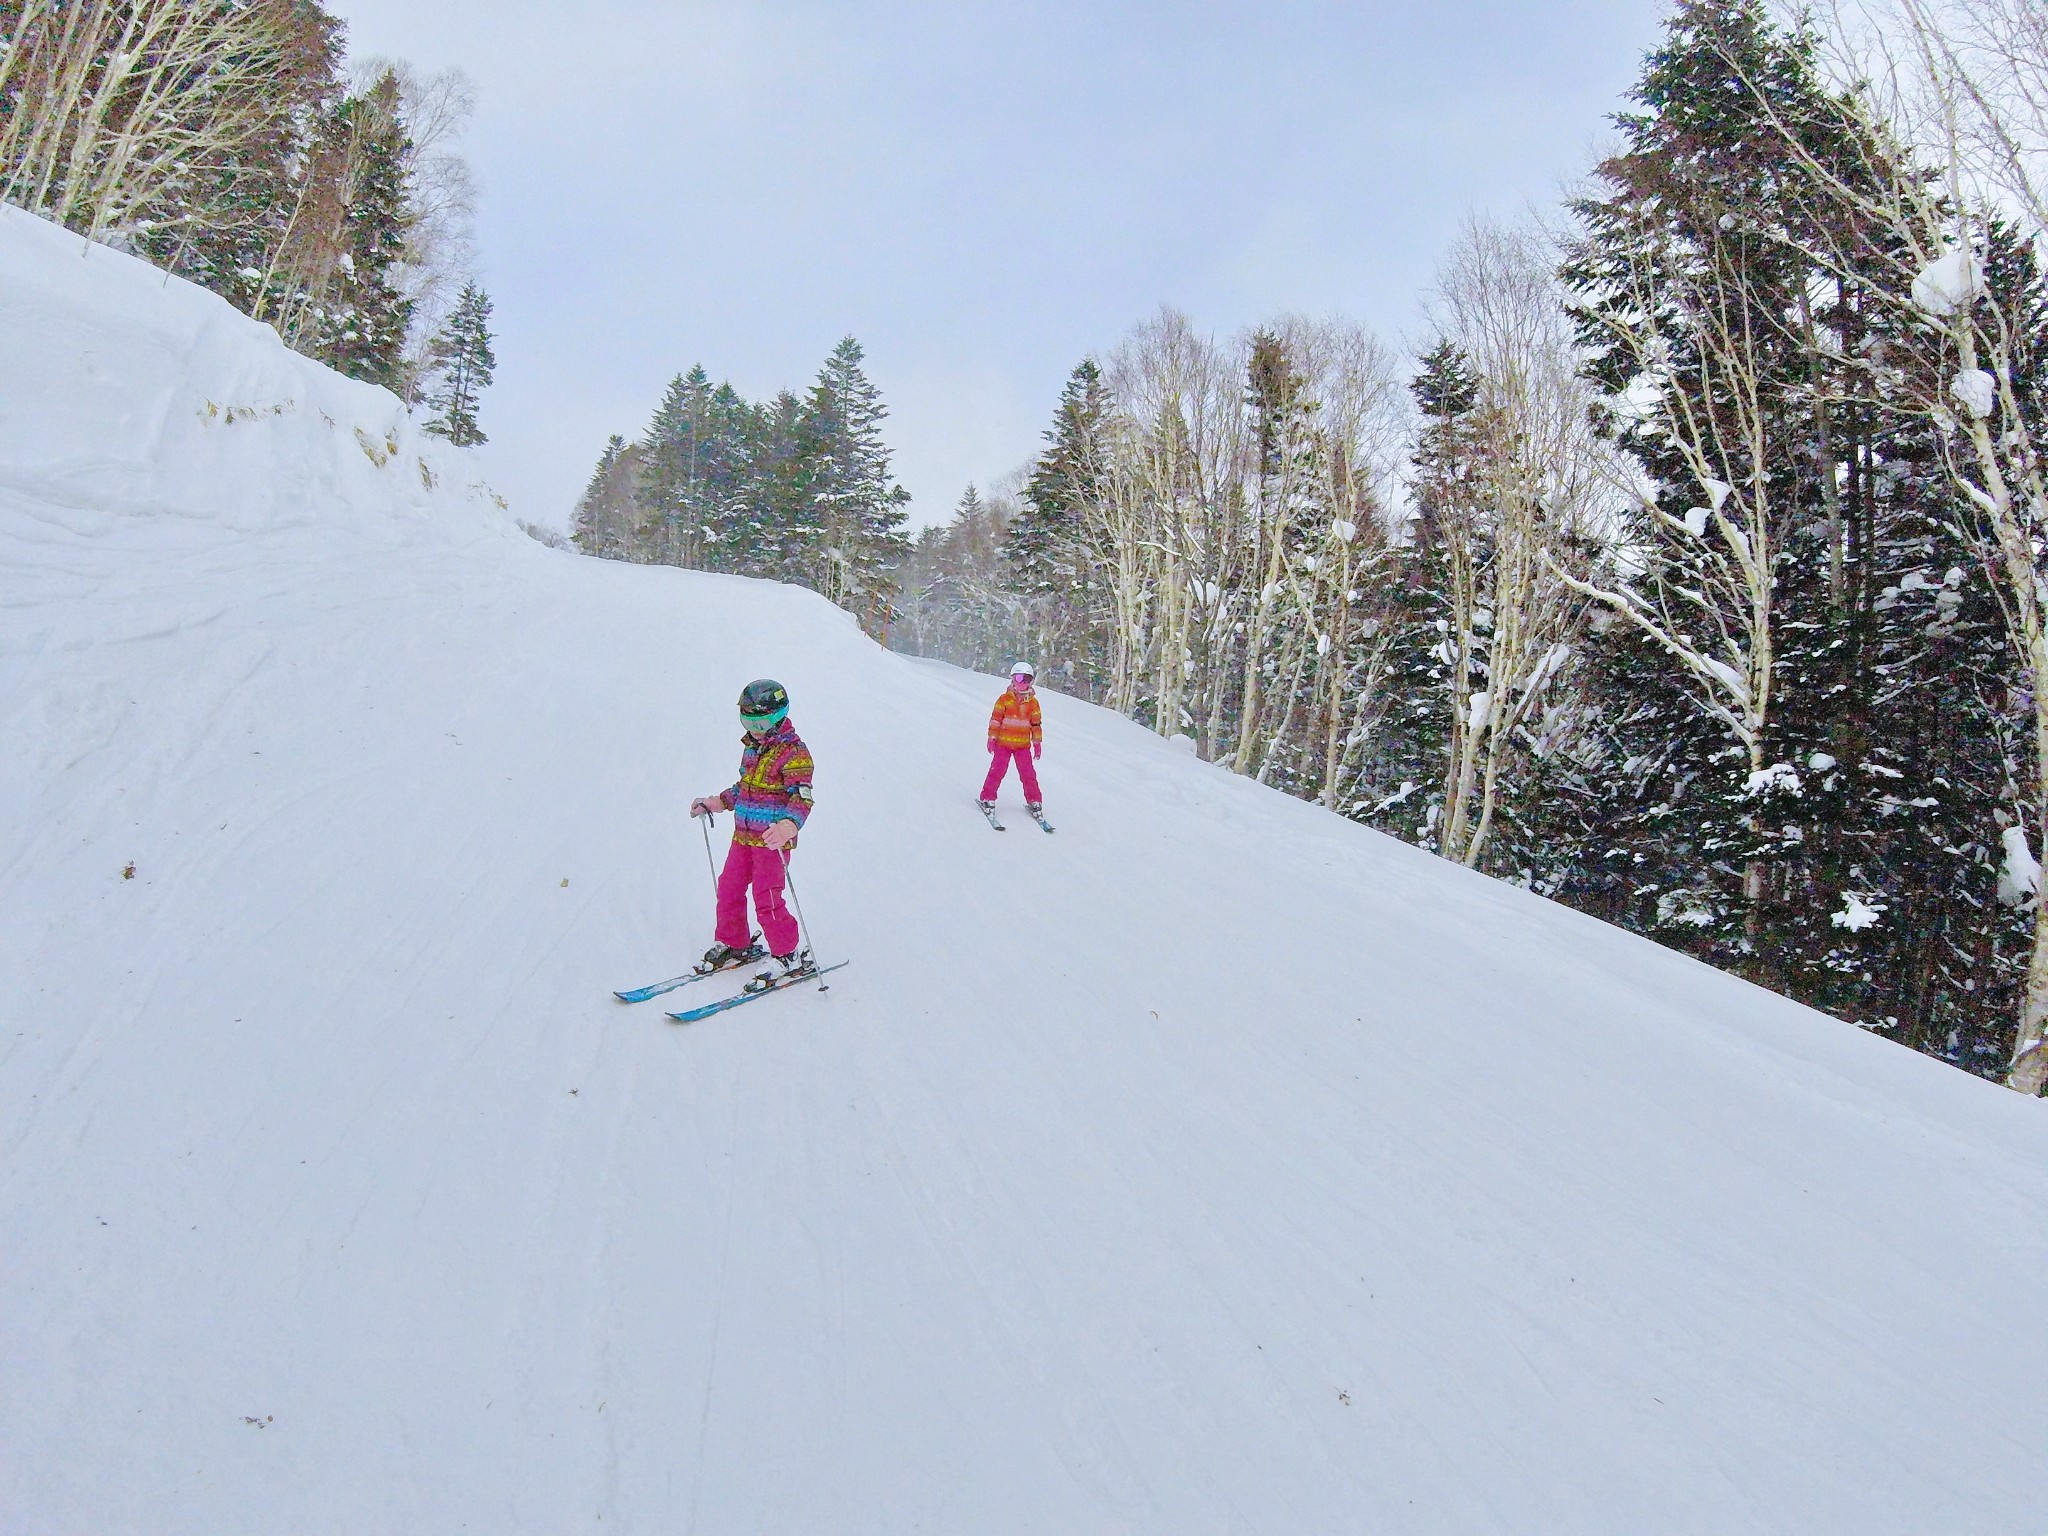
[0,203,501,539]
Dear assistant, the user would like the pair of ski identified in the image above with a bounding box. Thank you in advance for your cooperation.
[979,800,1054,834]
[615,944,847,1023]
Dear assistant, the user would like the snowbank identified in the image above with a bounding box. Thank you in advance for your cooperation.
[0,203,503,539]
[4,207,2047,1535]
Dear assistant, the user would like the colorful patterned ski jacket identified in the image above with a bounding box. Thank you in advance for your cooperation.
[718,718,815,848]
[987,687,1043,751]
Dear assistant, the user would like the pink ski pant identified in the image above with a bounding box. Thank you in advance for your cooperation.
[715,840,800,957]
[981,746,1040,803]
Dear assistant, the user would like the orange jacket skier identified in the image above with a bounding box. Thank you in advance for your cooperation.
[979,662,1043,813]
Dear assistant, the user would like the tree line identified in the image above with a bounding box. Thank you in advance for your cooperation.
[571,338,911,636]
[898,0,2048,1095]
[0,0,495,443]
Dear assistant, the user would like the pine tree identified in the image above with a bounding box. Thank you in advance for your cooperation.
[422,282,495,446]
[1774,221,2046,1070]
[1007,360,1113,697]
[802,337,912,631]
[1558,0,2031,1071]
[574,341,912,629]
[1355,341,1482,849]
[893,484,1027,671]
[1011,361,1109,580]
[746,389,819,582]
[1561,1,1837,982]
[316,72,414,386]
[697,382,760,569]
[573,435,632,556]
[635,368,713,565]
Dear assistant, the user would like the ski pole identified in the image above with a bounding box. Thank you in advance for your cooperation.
[700,810,720,901]
[780,848,830,990]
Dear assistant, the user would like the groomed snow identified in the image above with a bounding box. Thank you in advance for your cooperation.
[4,205,2047,1533]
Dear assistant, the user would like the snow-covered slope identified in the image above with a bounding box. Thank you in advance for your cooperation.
[4,204,2046,1535]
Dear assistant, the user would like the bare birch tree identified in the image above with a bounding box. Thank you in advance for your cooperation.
[1304,325,1408,808]
[1553,183,1795,919]
[1231,326,1321,774]
[1230,318,1407,798]
[1783,0,2048,1091]
[1096,308,1245,741]
[1423,218,1602,868]
[0,0,325,245]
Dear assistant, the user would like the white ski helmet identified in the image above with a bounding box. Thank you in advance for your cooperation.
[1010,661,1036,680]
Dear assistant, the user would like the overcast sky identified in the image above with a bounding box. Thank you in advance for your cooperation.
[327,0,1668,529]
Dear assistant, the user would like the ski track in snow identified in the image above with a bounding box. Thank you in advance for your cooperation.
[4,204,2048,1533]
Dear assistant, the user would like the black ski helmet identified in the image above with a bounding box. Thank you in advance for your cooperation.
[738,678,789,721]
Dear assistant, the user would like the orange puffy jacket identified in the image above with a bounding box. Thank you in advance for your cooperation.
[987,687,1042,751]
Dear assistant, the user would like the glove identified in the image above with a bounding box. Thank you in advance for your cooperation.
[987,739,998,754]
[763,818,798,851]
[690,796,722,818]
[1033,744,1042,760]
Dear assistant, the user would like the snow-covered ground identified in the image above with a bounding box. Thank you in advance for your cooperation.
[4,203,2046,1534]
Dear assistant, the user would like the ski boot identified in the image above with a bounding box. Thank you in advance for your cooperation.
[697,940,764,975]
[745,949,813,992]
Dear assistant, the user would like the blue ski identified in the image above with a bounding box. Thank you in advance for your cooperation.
[615,945,764,1003]
[667,960,849,1023]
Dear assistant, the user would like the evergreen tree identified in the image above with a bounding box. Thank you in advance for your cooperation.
[1356,341,1483,849]
[1008,360,1113,697]
[802,337,912,632]
[313,72,415,387]
[697,382,760,568]
[1558,0,2029,1070]
[894,483,1028,670]
[1779,221,2047,1070]
[747,389,820,582]
[635,368,713,564]
[573,435,632,556]
[1562,0,1849,982]
[1012,361,1109,580]
[422,282,495,446]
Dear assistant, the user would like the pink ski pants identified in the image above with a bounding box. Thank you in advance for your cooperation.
[715,840,800,957]
[981,745,1041,803]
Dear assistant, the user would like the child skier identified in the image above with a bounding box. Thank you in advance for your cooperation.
[980,662,1044,816]
[690,679,814,974]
